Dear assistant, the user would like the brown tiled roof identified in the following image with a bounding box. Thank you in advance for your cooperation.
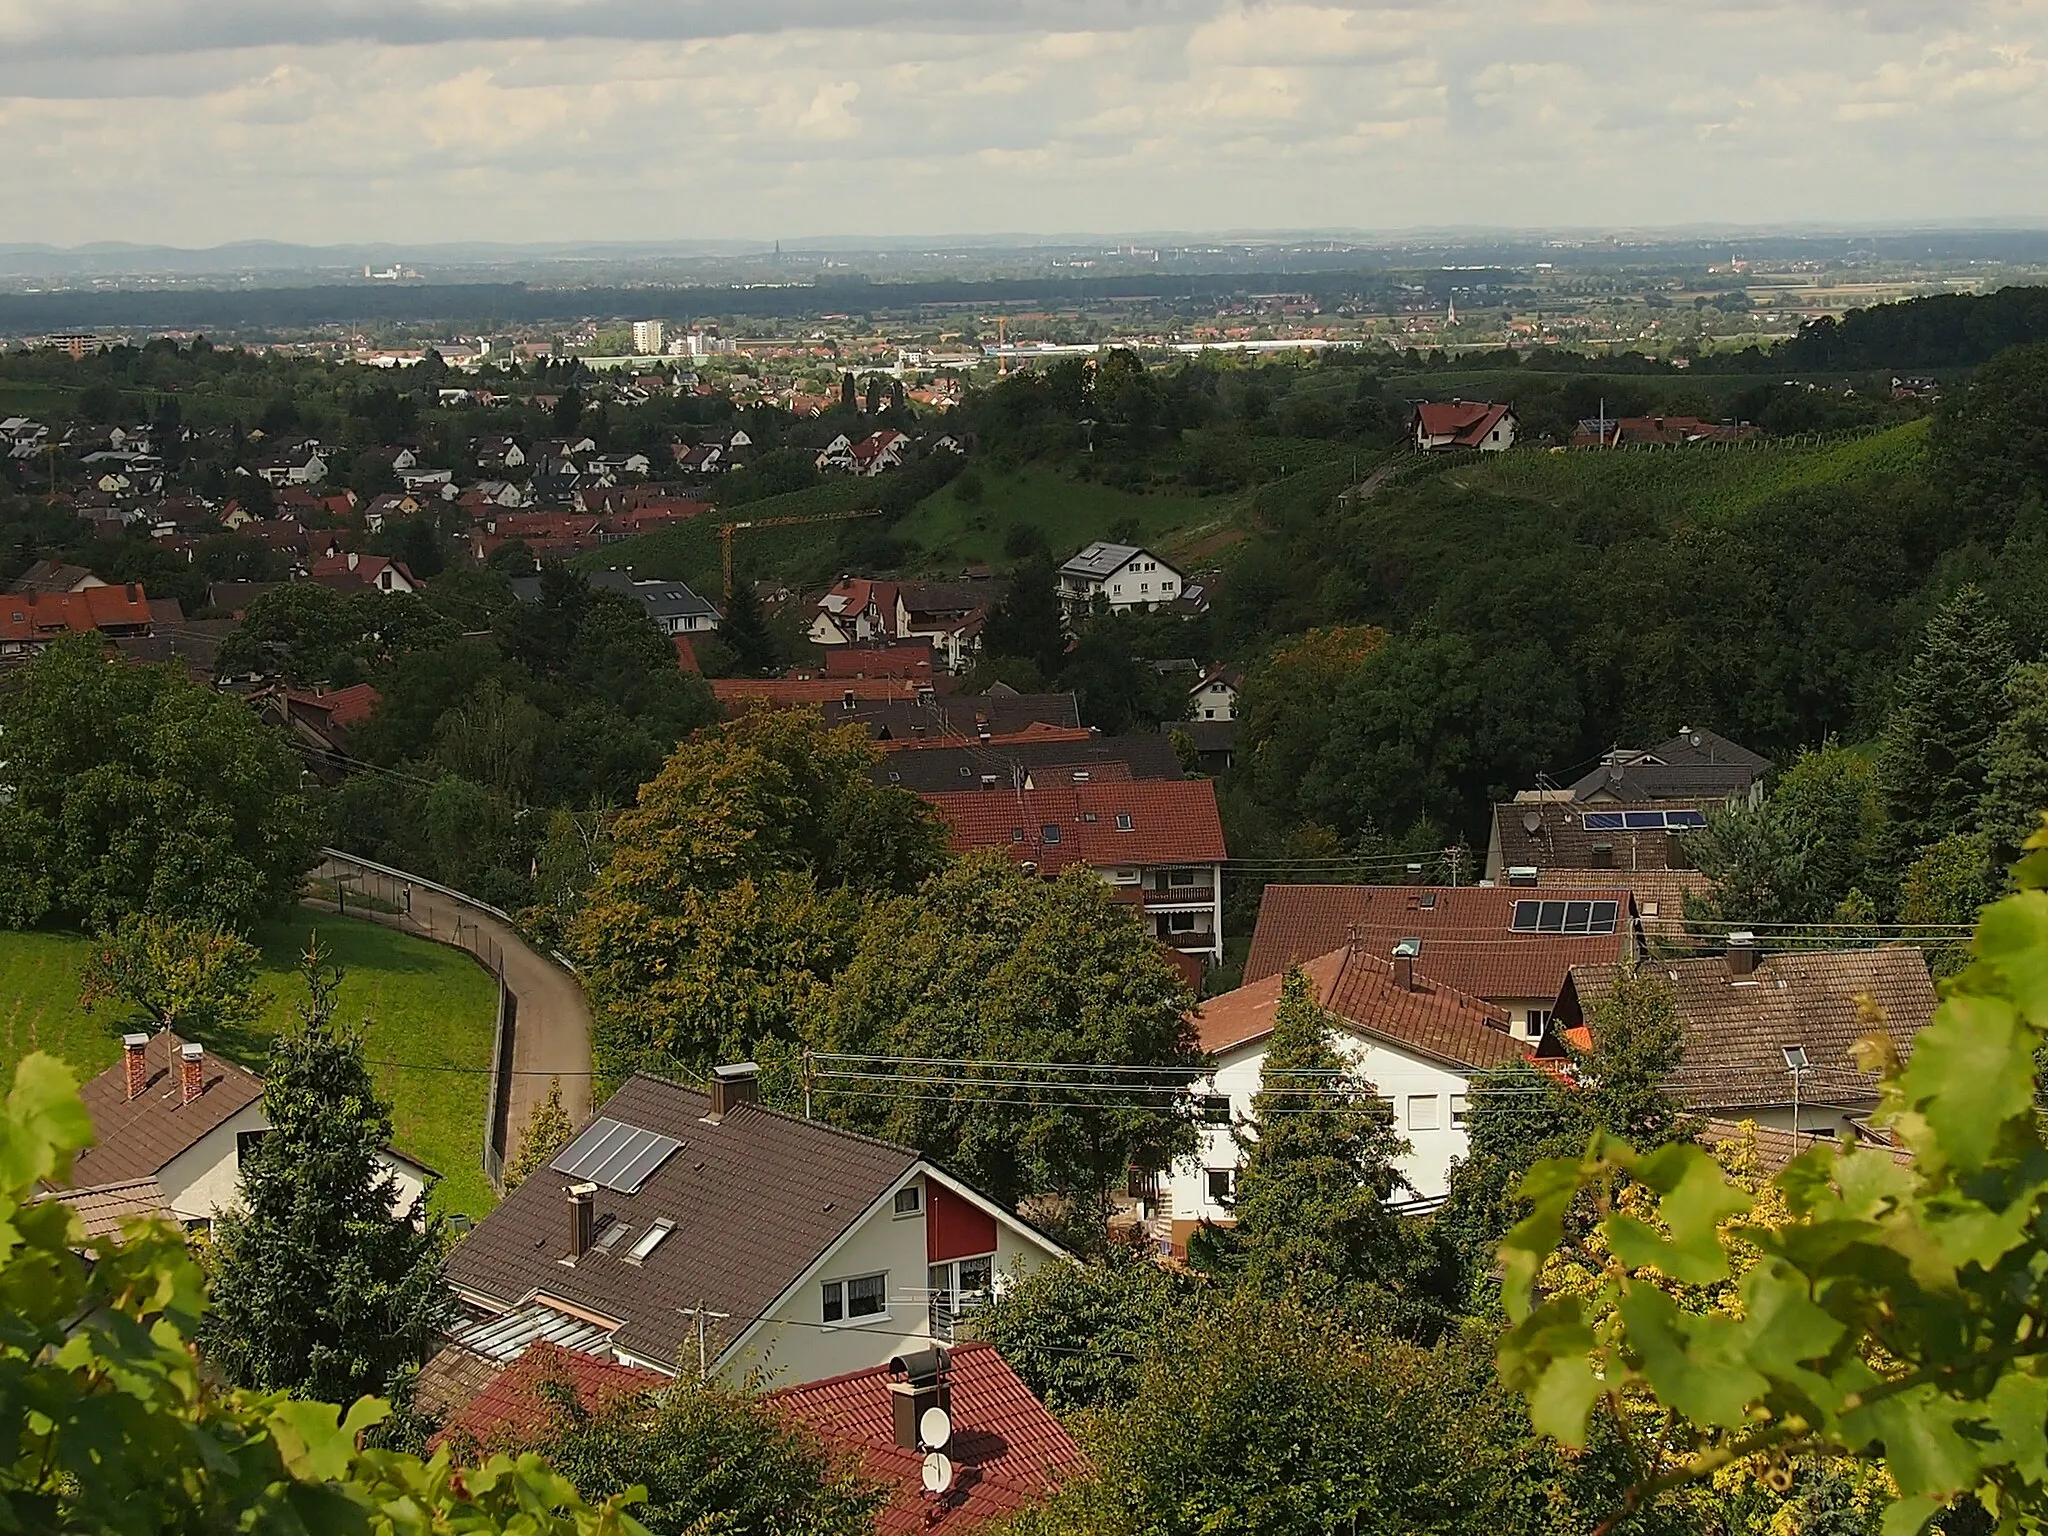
[415,1343,507,1426]
[927,779,1226,874]
[878,734,1183,794]
[40,1176,169,1237]
[841,693,1082,743]
[768,1341,1085,1535]
[443,1076,919,1372]
[1535,868,1711,944]
[1244,885,1635,1004]
[1701,1117,1914,1178]
[1414,400,1513,446]
[1557,948,1935,1112]
[1197,945,1526,1070]
[1490,800,1705,874]
[65,1031,265,1190]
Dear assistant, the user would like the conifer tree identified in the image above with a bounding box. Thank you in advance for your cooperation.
[838,371,857,412]
[980,554,1067,677]
[205,944,449,1405]
[719,576,780,676]
[1876,583,2016,865]
[1194,966,1422,1326]
[504,1076,574,1192]
[1982,661,2048,859]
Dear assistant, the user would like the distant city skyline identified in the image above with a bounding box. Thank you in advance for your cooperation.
[2,1,2044,247]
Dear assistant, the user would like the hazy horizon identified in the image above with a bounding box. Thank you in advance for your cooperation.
[3,2,2045,248]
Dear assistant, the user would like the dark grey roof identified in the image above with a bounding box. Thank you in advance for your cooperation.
[1491,800,1705,874]
[1568,728,1771,802]
[897,579,1002,618]
[1168,719,1238,753]
[588,569,721,623]
[875,733,1183,792]
[444,1076,918,1371]
[842,692,1082,742]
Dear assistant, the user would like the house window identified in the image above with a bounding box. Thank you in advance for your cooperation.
[625,1219,673,1262]
[1115,814,1133,832]
[822,1272,888,1324]
[1408,1095,1441,1131]
[1041,824,1061,845]
[1166,912,1198,933]
[893,1186,923,1217]
[236,1128,270,1165]
[1205,1168,1236,1205]
[1524,1009,1553,1040]
[1167,869,1196,887]
[1451,1094,1470,1127]
[1201,1093,1232,1125]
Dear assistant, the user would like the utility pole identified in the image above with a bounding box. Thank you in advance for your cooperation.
[677,1302,731,1380]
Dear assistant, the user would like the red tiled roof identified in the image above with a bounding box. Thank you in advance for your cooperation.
[714,676,934,708]
[430,1343,667,1453]
[876,723,1094,754]
[1414,400,1512,446]
[1244,884,1635,1004]
[1,583,153,641]
[286,682,381,728]
[767,1342,1085,1535]
[1197,945,1526,1070]
[926,779,1226,872]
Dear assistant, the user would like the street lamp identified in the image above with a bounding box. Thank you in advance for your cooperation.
[1781,1044,1809,1147]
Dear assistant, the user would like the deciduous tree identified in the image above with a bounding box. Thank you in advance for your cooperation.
[504,1077,574,1193]
[79,913,266,1045]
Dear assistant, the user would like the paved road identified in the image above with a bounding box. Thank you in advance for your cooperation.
[311,856,595,1145]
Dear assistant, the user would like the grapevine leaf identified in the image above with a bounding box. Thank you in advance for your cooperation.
[1974,890,2048,1023]
[1893,994,2034,1173]
[1846,1385,1981,1500]
[1980,1370,2048,1475]
[1733,1259,1845,1376]
[1878,1493,1944,1536]
[1616,1286,1765,1428]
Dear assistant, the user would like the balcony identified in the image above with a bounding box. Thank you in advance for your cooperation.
[1146,882,1215,907]
[921,1288,990,1344]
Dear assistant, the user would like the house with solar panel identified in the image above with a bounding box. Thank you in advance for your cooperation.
[434,1063,1068,1394]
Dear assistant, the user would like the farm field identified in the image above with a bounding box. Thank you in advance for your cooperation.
[0,913,499,1218]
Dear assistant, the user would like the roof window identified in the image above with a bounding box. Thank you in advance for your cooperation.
[625,1219,674,1263]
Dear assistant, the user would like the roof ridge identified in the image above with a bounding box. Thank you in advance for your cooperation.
[620,1074,921,1159]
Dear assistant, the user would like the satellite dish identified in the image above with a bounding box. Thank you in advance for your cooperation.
[1521,809,1543,835]
[920,1406,953,1450]
[922,1452,955,1495]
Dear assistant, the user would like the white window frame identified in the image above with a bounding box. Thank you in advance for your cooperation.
[1451,1094,1470,1127]
[1407,1095,1441,1131]
[892,1185,922,1218]
[1205,1167,1236,1205]
[821,1271,890,1327]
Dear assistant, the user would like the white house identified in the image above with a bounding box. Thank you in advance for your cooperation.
[1188,665,1241,722]
[441,1065,1067,1389]
[814,434,858,473]
[1057,542,1185,618]
[1411,401,1517,453]
[258,443,328,487]
[1167,942,1533,1247]
[53,1030,430,1231]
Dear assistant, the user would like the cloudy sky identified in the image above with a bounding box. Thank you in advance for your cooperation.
[2,0,2044,247]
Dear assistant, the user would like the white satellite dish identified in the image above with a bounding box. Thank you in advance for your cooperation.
[922,1452,955,1495]
[920,1406,953,1450]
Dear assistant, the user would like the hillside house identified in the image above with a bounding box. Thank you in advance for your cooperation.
[1175,941,1532,1231]
[1188,664,1241,722]
[812,577,899,646]
[309,552,419,595]
[441,1065,1067,1388]
[1411,401,1516,452]
[1246,883,1640,1042]
[256,442,328,486]
[1570,415,1760,448]
[48,1030,429,1231]
[0,582,154,658]
[924,779,1228,961]
[1057,543,1185,618]
[471,436,528,470]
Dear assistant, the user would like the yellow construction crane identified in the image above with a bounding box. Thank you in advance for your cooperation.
[719,508,881,600]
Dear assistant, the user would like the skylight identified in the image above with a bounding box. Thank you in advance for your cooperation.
[626,1219,674,1262]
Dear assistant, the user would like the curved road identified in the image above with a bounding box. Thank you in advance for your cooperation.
[311,855,594,1141]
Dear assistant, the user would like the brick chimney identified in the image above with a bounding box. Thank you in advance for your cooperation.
[708,1061,761,1118]
[566,1182,597,1260]
[122,1033,150,1101]
[1726,932,1759,979]
[1391,939,1421,992]
[178,1042,205,1104]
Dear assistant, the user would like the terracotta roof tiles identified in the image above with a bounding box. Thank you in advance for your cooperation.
[65,1030,265,1190]
[926,779,1225,873]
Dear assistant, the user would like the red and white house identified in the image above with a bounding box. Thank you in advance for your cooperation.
[1412,400,1517,452]
[923,779,1229,961]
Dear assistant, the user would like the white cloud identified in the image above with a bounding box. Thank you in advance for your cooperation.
[0,1,2044,243]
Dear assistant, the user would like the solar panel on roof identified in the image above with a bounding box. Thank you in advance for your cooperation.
[550,1117,683,1194]
[1666,809,1707,828]
[1582,811,1626,831]
[1510,899,1619,935]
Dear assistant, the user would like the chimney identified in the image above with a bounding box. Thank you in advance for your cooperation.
[122,1033,149,1101]
[566,1182,597,1259]
[888,1346,951,1450]
[1391,938,1421,992]
[1726,932,1759,979]
[178,1041,204,1104]
[708,1061,761,1118]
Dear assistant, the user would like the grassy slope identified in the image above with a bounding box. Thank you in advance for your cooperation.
[0,914,499,1218]
[894,467,1233,569]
